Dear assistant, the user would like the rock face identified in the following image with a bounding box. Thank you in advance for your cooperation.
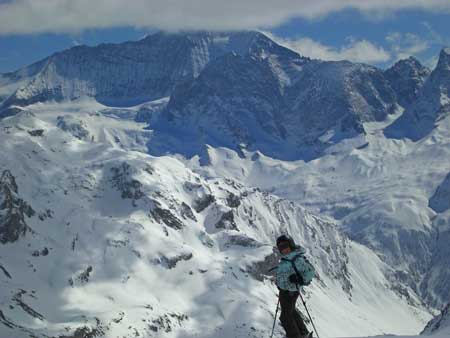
[154,57,397,160]
[2,30,445,159]
[154,52,289,157]
[429,172,450,213]
[57,115,91,140]
[0,170,34,243]
[284,60,397,136]
[386,48,450,140]
[384,57,430,108]
[1,30,413,160]
[1,31,303,108]
[422,300,450,335]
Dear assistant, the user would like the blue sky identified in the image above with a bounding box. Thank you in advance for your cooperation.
[0,2,449,73]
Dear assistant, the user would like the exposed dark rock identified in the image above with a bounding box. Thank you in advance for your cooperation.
[0,310,19,329]
[224,234,261,248]
[0,170,35,244]
[384,56,430,108]
[180,202,197,221]
[429,172,450,213]
[385,48,450,140]
[110,162,144,204]
[152,253,193,269]
[422,300,450,334]
[193,194,215,213]
[199,231,214,248]
[77,266,93,284]
[151,200,184,230]
[13,290,44,321]
[38,209,54,221]
[143,164,155,175]
[216,210,238,231]
[111,312,125,324]
[32,247,49,257]
[57,319,106,338]
[150,313,188,333]
[27,129,44,137]
[71,234,78,251]
[226,192,241,208]
[247,249,280,282]
[0,106,26,119]
[0,264,12,279]
[57,116,90,140]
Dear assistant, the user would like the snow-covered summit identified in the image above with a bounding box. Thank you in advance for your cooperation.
[0,106,432,338]
[1,31,304,109]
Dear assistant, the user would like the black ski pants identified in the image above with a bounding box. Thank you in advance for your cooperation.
[279,289,308,338]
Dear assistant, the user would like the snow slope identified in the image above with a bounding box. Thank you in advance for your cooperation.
[192,109,450,309]
[1,32,450,338]
[0,103,432,338]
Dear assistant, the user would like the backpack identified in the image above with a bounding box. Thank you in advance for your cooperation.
[281,252,315,286]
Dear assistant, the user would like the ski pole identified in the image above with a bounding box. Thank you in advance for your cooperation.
[270,296,280,338]
[296,285,320,338]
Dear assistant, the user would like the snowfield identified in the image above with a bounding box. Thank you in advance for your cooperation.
[0,100,446,338]
[1,31,450,338]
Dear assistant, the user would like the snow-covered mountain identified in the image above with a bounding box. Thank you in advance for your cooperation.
[1,31,450,338]
[0,106,432,338]
[386,48,450,140]
[0,31,304,109]
[153,55,399,160]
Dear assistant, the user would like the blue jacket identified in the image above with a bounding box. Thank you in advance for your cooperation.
[276,247,315,291]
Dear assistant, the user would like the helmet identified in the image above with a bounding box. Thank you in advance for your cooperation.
[276,234,296,250]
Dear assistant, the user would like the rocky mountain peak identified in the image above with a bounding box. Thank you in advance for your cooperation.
[436,47,450,71]
[384,48,450,140]
[0,30,304,110]
[384,56,430,108]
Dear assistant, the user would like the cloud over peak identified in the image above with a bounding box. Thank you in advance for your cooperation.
[1,0,450,35]
[269,34,391,64]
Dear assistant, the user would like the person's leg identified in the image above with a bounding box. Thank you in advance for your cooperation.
[293,307,309,336]
[279,290,301,338]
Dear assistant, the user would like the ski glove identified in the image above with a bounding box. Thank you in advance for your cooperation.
[289,273,304,285]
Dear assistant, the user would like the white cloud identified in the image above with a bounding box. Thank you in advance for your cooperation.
[422,21,446,45]
[386,32,429,61]
[1,0,450,35]
[266,33,391,64]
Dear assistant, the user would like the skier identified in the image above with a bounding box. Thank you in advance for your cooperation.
[275,234,315,338]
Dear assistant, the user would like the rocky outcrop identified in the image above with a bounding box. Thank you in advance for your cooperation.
[386,48,450,140]
[57,116,90,141]
[0,170,34,244]
[110,162,144,204]
[429,172,450,213]
[153,50,397,160]
[384,57,430,108]
[422,300,450,335]
[150,200,184,230]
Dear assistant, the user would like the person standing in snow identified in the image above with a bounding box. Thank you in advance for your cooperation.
[275,234,315,338]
